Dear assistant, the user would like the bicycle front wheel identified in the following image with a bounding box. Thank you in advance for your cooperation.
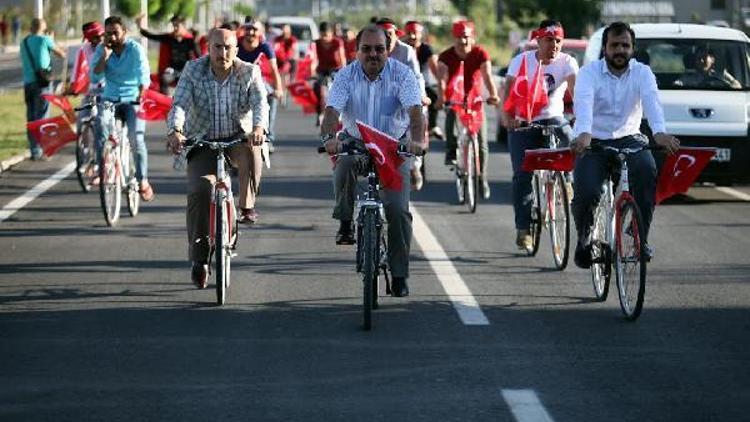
[548,172,570,270]
[99,145,121,226]
[615,198,647,320]
[124,144,140,217]
[590,198,611,301]
[465,136,479,213]
[75,123,95,193]
[215,197,232,306]
[528,173,543,256]
[361,209,379,330]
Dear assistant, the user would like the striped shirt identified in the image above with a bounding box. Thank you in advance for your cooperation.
[327,58,421,140]
[208,70,236,139]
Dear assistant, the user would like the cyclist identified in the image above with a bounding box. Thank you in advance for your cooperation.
[320,24,424,297]
[311,21,346,124]
[92,15,154,201]
[343,26,358,63]
[136,14,196,94]
[404,20,444,141]
[570,21,680,268]
[436,20,500,199]
[238,19,284,153]
[166,28,268,288]
[502,20,578,253]
[273,24,298,84]
[66,21,105,118]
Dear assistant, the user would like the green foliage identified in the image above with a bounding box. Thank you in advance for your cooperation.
[114,0,196,22]
[504,0,601,38]
[115,0,141,17]
[233,3,254,19]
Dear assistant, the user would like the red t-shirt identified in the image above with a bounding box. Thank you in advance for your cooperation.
[274,36,298,62]
[438,45,490,97]
[344,38,357,63]
[315,38,344,72]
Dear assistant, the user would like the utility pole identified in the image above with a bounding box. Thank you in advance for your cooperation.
[141,0,148,50]
[101,0,110,21]
[35,0,44,19]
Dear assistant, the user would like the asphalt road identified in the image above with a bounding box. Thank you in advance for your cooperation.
[1,106,749,421]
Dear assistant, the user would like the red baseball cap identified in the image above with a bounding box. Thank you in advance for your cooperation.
[83,22,104,40]
[452,21,474,38]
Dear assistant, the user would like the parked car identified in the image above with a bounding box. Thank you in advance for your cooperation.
[267,16,319,58]
[584,23,750,185]
[496,39,588,143]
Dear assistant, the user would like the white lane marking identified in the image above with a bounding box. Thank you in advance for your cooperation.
[502,389,555,422]
[715,186,750,201]
[0,161,76,223]
[411,206,489,325]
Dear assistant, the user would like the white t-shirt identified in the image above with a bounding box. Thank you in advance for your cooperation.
[507,50,578,120]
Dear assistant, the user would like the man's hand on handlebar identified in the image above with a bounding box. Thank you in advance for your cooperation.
[249,126,266,147]
[167,131,187,155]
[486,95,500,106]
[501,111,521,130]
[653,132,680,155]
[323,136,339,155]
[407,141,425,156]
[570,133,592,155]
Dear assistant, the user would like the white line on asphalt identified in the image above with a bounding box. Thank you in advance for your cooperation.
[715,186,750,201]
[501,389,555,422]
[411,207,489,325]
[0,161,76,223]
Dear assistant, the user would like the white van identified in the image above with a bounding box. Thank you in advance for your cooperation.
[583,24,750,185]
[267,16,319,58]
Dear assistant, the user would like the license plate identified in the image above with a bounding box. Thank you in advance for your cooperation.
[712,148,731,162]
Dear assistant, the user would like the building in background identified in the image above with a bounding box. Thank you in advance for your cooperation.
[601,0,749,28]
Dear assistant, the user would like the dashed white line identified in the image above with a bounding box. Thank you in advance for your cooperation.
[502,389,555,422]
[411,206,489,325]
[715,186,750,201]
[0,161,76,223]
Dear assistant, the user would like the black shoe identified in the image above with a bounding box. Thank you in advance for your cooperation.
[574,242,592,269]
[444,151,456,166]
[191,261,208,289]
[335,220,355,245]
[391,277,409,297]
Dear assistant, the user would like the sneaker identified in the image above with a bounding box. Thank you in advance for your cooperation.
[481,180,491,200]
[429,126,445,140]
[390,276,410,297]
[516,229,533,253]
[238,208,258,224]
[643,243,654,262]
[267,141,275,154]
[139,181,155,202]
[410,167,424,191]
[191,261,208,289]
[574,241,592,269]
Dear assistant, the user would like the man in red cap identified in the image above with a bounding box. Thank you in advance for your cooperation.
[436,20,500,199]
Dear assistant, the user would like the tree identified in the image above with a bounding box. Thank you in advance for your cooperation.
[115,0,195,22]
[503,0,601,38]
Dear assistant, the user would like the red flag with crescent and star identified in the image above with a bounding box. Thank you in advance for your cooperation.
[356,120,404,191]
[137,88,172,121]
[287,80,318,114]
[69,47,90,95]
[503,54,549,122]
[656,147,716,204]
[26,115,77,157]
[521,147,575,172]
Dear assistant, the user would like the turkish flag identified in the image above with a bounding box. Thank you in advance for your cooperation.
[446,62,484,134]
[69,48,90,95]
[445,61,465,105]
[41,94,75,122]
[255,53,275,85]
[521,147,575,172]
[296,56,313,82]
[656,147,716,204]
[137,89,172,121]
[26,115,77,157]
[355,121,405,191]
[287,80,318,114]
[503,54,549,122]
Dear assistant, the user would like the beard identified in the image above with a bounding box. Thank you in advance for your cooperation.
[605,52,631,70]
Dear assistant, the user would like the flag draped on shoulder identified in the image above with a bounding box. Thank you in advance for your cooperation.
[656,147,716,204]
[137,88,172,121]
[503,54,549,122]
[355,121,404,191]
[26,115,77,157]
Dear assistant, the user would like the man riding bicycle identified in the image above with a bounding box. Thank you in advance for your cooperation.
[166,28,268,289]
[273,24,298,83]
[66,22,105,130]
[436,20,500,199]
[136,14,197,94]
[570,21,680,269]
[320,24,424,297]
[311,21,346,124]
[502,20,578,253]
[92,15,154,201]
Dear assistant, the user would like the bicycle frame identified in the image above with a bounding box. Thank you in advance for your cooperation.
[208,145,237,252]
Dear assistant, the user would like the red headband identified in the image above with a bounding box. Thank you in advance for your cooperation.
[379,23,397,31]
[83,22,104,39]
[404,22,423,33]
[530,25,564,41]
[452,21,474,38]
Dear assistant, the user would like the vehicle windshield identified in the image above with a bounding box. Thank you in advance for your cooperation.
[635,39,750,90]
[272,23,312,41]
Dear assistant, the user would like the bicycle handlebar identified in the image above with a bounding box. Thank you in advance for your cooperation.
[586,143,663,155]
[190,137,247,151]
[316,141,422,157]
[514,121,570,132]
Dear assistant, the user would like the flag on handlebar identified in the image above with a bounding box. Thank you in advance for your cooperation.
[26,115,77,157]
[521,147,575,172]
[503,54,549,122]
[287,80,318,114]
[41,94,75,122]
[355,121,405,191]
[137,89,173,121]
[655,147,716,204]
[445,62,484,134]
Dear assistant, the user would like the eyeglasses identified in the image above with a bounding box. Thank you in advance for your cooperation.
[359,44,386,54]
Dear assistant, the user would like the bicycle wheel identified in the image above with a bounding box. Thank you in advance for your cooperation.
[548,172,570,270]
[528,173,543,256]
[124,143,140,217]
[590,198,611,301]
[361,209,378,330]
[99,144,121,226]
[215,196,232,306]
[615,198,647,320]
[465,136,479,213]
[454,137,465,205]
[75,123,95,193]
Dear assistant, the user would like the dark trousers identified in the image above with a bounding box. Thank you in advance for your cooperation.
[444,108,488,181]
[572,134,657,244]
[425,85,439,130]
[24,81,51,158]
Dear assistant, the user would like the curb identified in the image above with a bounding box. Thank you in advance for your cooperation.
[0,151,30,174]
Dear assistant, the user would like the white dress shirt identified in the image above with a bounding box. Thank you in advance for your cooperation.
[573,58,666,140]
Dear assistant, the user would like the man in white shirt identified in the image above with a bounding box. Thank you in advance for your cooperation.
[502,20,578,253]
[571,21,680,269]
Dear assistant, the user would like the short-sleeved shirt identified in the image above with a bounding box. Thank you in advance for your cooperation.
[140,30,196,72]
[507,50,578,120]
[326,58,422,140]
[315,38,344,73]
[91,38,151,101]
[20,34,55,84]
[416,43,436,86]
[238,41,275,64]
[344,38,357,63]
[438,45,490,96]
[274,36,298,62]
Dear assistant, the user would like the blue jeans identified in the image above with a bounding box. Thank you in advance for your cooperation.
[24,81,51,158]
[267,94,278,144]
[571,134,657,244]
[508,117,573,230]
[96,102,148,183]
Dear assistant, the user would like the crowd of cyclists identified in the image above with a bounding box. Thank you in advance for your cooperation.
[21,13,680,296]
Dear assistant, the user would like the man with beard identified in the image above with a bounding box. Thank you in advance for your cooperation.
[502,20,578,253]
[320,25,424,297]
[136,14,197,93]
[571,21,680,268]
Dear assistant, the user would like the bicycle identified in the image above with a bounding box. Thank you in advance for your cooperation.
[518,122,573,270]
[73,95,98,193]
[318,139,416,330]
[182,136,244,306]
[97,101,141,226]
[585,143,659,320]
[446,99,484,213]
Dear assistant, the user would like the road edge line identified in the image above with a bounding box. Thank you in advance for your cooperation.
[0,161,76,223]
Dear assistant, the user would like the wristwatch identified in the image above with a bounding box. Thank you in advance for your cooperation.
[167,127,183,137]
[320,133,335,144]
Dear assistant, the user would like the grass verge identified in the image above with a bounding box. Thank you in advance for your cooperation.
[0,89,28,163]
